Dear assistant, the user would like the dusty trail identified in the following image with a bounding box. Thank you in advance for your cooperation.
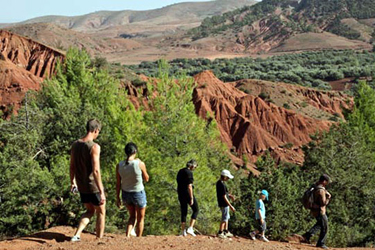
[0,226,370,250]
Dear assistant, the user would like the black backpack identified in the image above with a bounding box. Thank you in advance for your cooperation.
[302,185,324,209]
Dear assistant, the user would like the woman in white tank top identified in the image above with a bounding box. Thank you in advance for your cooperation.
[116,142,149,237]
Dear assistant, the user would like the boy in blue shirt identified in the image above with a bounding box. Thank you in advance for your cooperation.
[250,190,269,242]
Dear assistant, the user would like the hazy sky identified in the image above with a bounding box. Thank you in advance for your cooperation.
[0,0,210,23]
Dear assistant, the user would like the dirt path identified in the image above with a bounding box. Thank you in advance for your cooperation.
[0,226,370,250]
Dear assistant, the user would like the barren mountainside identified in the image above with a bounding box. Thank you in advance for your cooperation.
[1,0,257,32]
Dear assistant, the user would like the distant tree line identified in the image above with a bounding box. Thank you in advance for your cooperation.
[129,50,375,90]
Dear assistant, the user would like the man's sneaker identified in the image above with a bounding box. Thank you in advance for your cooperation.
[130,228,137,237]
[180,229,187,237]
[186,227,196,237]
[260,236,269,242]
[318,245,329,249]
[70,235,81,242]
[224,231,234,238]
[217,232,227,239]
[249,232,256,240]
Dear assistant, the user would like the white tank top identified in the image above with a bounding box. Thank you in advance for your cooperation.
[118,159,144,192]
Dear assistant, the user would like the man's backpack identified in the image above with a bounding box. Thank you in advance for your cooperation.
[302,185,324,209]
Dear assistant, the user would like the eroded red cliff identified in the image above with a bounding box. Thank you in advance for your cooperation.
[0,30,64,117]
[192,71,352,167]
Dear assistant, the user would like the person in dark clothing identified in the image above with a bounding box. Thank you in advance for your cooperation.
[176,159,199,236]
[302,174,332,249]
[216,169,235,239]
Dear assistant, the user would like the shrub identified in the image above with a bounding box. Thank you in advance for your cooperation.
[283,103,291,109]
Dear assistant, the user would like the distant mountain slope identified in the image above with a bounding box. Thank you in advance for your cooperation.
[3,0,256,32]
[187,0,375,53]
[5,23,143,57]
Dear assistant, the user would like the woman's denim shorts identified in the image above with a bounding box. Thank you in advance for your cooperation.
[122,190,147,208]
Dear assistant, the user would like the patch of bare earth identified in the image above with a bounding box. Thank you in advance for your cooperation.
[341,18,374,42]
[0,226,371,250]
[271,32,372,52]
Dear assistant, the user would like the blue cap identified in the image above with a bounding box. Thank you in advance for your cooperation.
[261,190,269,200]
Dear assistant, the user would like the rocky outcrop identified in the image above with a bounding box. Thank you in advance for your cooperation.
[0,30,64,78]
[192,71,351,167]
[0,60,42,117]
[0,30,64,118]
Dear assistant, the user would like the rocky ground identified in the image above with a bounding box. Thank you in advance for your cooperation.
[0,226,371,250]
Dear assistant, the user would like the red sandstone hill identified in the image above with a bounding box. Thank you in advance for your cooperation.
[0,30,64,117]
[192,71,353,168]
[124,71,352,169]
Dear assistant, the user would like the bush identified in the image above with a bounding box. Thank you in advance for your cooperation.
[258,92,270,100]
[283,103,291,109]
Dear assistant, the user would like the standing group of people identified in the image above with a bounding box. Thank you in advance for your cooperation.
[176,157,267,240]
[176,160,237,239]
[70,119,331,249]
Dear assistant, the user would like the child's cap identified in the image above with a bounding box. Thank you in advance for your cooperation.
[261,190,269,200]
[221,169,234,179]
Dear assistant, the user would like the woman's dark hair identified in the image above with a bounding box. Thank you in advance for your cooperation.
[125,142,138,156]
[125,142,138,164]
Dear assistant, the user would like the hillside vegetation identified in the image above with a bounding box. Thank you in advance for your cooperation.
[188,0,375,52]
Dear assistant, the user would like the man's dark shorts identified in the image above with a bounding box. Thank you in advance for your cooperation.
[257,219,267,233]
[80,192,101,206]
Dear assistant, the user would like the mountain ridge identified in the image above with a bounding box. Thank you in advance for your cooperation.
[0,0,257,32]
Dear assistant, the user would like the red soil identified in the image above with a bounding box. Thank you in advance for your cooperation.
[0,226,369,250]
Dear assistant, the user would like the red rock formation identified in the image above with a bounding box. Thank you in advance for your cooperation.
[0,30,64,117]
[0,30,64,78]
[0,60,42,117]
[127,71,350,168]
[192,71,341,167]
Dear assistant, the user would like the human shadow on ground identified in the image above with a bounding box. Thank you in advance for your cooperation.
[19,232,71,244]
